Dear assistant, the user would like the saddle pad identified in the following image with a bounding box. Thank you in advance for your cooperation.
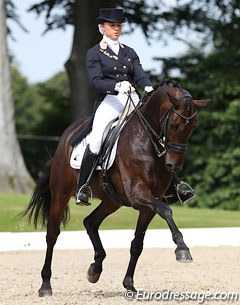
[70,131,119,170]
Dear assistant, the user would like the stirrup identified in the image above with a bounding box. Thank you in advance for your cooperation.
[176,181,196,205]
[75,184,92,206]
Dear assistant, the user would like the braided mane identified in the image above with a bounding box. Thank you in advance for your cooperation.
[158,78,181,88]
[142,79,182,104]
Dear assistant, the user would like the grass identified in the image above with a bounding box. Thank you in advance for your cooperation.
[0,193,239,232]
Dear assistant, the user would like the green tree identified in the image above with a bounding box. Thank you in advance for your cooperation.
[11,65,44,134]
[12,69,71,179]
[12,65,70,136]
[0,0,33,192]
[154,0,240,210]
[31,71,71,136]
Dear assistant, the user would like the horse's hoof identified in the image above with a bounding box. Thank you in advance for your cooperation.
[38,283,52,297]
[175,249,193,263]
[38,289,52,297]
[87,264,101,283]
[123,276,137,292]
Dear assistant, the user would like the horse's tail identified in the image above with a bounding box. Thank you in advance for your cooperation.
[23,160,70,228]
[20,163,49,230]
[22,161,51,228]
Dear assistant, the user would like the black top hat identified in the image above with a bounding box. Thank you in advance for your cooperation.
[96,8,127,24]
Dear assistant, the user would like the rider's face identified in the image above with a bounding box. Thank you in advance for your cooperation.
[100,22,122,40]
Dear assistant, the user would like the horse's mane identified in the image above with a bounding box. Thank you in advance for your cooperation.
[142,79,181,104]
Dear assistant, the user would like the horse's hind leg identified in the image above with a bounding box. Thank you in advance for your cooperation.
[38,194,70,297]
[123,209,155,292]
[83,201,120,283]
[153,198,193,262]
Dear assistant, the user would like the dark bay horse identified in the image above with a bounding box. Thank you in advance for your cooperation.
[24,80,209,297]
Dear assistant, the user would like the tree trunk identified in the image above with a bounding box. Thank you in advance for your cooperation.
[0,0,34,192]
[65,0,115,121]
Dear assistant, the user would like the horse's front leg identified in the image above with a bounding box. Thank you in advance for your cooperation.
[153,198,193,262]
[83,201,120,283]
[123,209,155,292]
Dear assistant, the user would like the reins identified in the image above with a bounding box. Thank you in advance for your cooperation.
[127,90,197,158]
[127,91,168,157]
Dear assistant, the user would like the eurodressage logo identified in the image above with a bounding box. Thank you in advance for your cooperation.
[124,289,239,303]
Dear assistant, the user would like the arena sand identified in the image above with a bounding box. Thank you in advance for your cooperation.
[0,246,239,305]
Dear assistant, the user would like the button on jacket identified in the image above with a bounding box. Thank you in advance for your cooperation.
[86,39,152,95]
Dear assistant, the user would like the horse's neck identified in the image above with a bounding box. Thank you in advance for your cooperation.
[141,94,167,133]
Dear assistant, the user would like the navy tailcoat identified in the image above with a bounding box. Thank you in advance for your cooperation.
[86,39,152,96]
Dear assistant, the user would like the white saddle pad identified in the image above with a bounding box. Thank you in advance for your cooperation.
[70,131,119,170]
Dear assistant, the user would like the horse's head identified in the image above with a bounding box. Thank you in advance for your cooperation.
[151,80,210,173]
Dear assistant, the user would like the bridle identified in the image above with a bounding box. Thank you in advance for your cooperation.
[132,92,198,159]
[159,92,198,156]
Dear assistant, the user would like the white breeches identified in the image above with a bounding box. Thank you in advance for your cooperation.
[88,92,139,154]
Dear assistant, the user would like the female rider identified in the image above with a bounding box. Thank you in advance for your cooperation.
[76,8,195,206]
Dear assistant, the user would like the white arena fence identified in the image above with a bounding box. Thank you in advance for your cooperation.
[0,227,239,251]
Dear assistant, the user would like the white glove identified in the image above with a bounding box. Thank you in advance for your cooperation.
[115,81,135,94]
[144,86,154,93]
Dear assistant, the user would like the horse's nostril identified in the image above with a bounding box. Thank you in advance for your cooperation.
[166,163,174,171]
[166,163,181,173]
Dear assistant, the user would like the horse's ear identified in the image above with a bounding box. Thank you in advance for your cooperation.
[193,99,211,108]
[167,93,181,108]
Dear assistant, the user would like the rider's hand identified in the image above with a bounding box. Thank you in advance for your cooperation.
[115,81,135,94]
[144,86,154,93]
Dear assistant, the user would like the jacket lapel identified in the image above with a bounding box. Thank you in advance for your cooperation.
[98,39,129,63]
[99,39,118,60]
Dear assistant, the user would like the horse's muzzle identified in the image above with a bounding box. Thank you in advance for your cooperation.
[165,142,187,173]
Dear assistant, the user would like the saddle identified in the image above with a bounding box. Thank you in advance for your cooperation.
[70,118,121,171]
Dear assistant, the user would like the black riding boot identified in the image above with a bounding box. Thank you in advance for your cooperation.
[164,175,196,205]
[75,145,97,206]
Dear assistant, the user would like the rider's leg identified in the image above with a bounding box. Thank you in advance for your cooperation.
[76,144,97,205]
[75,97,123,205]
[89,96,124,154]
